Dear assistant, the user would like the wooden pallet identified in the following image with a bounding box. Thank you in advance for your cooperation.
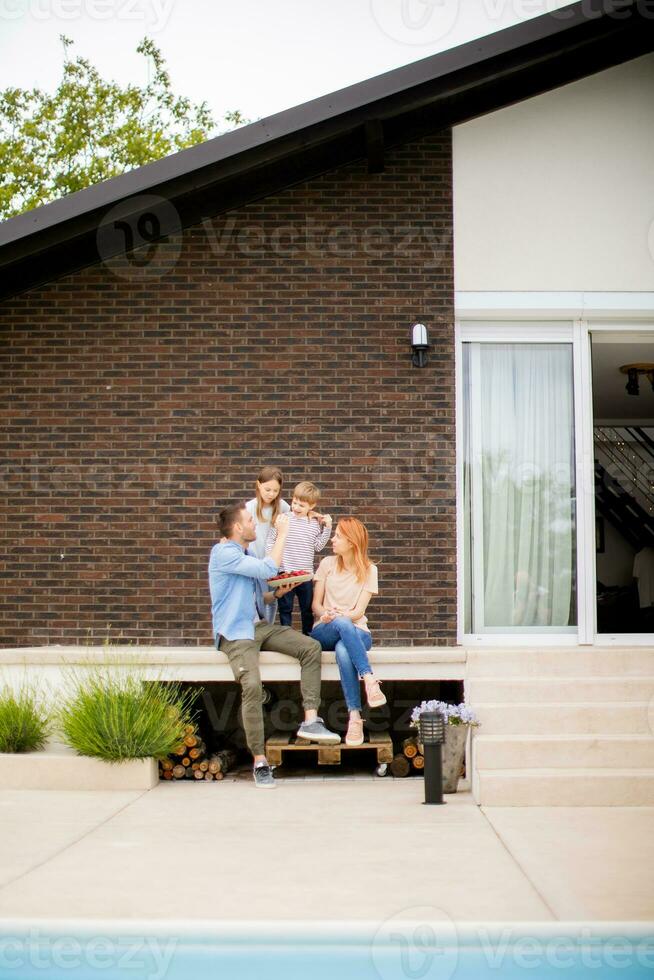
[265,731,394,767]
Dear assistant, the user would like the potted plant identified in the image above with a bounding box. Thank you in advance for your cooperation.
[410,699,480,793]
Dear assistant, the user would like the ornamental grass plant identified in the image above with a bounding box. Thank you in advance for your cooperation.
[58,665,200,763]
[0,680,51,753]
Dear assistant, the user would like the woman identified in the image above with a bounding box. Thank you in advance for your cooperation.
[310,517,385,746]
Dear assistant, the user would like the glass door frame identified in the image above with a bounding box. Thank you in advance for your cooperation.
[456,319,582,646]
[456,314,654,647]
[584,321,654,647]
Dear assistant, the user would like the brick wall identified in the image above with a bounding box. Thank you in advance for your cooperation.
[0,132,456,647]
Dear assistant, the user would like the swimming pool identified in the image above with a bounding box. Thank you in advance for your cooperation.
[0,919,652,979]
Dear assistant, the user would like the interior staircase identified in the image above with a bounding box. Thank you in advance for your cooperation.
[468,648,654,805]
[594,425,654,547]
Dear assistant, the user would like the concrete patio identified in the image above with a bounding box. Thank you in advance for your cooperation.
[1,776,653,923]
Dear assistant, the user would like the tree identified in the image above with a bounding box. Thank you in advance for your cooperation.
[0,36,247,221]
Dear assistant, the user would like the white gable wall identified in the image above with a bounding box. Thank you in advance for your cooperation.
[453,54,654,292]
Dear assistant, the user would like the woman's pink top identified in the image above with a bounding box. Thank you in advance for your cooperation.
[313,555,378,632]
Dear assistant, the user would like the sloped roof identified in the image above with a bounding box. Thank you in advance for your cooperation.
[1,0,653,300]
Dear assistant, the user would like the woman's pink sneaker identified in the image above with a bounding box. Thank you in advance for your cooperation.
[363,673,387,708]
[345,717,364,746]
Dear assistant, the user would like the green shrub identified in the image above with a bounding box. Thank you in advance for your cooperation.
[58,668,199,763]
[0,681,51,753]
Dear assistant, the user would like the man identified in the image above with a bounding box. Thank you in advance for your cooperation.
[209,501,340,788]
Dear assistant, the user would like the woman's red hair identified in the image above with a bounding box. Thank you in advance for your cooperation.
[335,517,372,583]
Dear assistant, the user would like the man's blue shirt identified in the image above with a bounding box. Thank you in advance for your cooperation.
[208,540,279,643]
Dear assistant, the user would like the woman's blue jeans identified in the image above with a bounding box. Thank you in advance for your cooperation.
[310,617,373,711]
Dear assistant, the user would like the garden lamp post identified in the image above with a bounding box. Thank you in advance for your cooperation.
[418,710,446,805]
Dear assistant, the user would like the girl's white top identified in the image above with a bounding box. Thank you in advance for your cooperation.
[245,497,291,559]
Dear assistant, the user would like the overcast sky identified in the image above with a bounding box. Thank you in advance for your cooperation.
[1,0,576,131]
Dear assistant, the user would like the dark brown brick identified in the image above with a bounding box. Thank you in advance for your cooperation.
[0,132,455,647]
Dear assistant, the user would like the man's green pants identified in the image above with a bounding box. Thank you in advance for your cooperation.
[218,623,323,757]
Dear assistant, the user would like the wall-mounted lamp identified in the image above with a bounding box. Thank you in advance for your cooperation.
[411,322,430,368]
[619,363,654,397]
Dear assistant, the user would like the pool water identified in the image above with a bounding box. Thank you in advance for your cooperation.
[1,921,652,980]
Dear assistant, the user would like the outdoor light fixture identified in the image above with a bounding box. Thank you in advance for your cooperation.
[619,363,654,397]
[418,710,446,805]
[411,322,430,368]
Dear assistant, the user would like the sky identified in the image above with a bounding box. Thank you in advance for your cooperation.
[0,0,577,132]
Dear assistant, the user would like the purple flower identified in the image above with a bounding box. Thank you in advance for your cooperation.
[411,699,480,728]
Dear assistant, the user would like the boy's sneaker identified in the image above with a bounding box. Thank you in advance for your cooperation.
[253,763,276,788]
[296,717,341,744]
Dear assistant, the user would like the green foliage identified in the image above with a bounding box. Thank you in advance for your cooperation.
[0,681,51,753]
[58,666,200,763]
[0,35,247,220]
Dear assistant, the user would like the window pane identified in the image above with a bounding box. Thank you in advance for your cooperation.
[463,343,577,632]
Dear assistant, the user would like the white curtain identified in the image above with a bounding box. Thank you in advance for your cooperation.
[465,343,575,630]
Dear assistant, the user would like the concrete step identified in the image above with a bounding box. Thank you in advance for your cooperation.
[467,676,654,703]
[477,768,654,806]
[474,702,654,735]
[473,734,654,770]
[466,648,654,678]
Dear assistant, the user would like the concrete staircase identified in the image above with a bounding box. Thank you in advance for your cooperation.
[467,648,654,806]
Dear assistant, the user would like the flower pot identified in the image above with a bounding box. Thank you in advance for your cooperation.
[442,724,469,793]
[416,724,469,793]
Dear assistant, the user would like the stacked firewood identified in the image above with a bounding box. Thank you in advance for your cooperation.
[159,725,236,782]
[389,737,424,778]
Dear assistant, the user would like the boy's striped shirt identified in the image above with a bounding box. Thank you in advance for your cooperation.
[265,514,331,571]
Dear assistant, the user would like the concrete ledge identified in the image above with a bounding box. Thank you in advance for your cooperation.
[0,645,467,681]
[0,745,159,790]
[0,644,467,663]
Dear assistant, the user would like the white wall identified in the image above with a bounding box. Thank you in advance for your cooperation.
[453,54,654,292]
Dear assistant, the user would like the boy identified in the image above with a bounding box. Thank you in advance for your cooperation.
[265,481,332,634]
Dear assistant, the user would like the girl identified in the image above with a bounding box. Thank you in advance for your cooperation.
[310,517,385,746]
[245,466,291,624]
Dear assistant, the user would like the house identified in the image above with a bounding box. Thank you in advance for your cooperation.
[1,0,653,803]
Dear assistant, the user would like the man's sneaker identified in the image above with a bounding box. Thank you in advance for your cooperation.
[363,673,387,708]
[253,763,276,788]
[296,717,341,744]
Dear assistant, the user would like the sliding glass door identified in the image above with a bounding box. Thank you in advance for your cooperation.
[461,331,577,636]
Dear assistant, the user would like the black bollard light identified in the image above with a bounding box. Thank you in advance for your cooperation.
[418,710,446,805]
